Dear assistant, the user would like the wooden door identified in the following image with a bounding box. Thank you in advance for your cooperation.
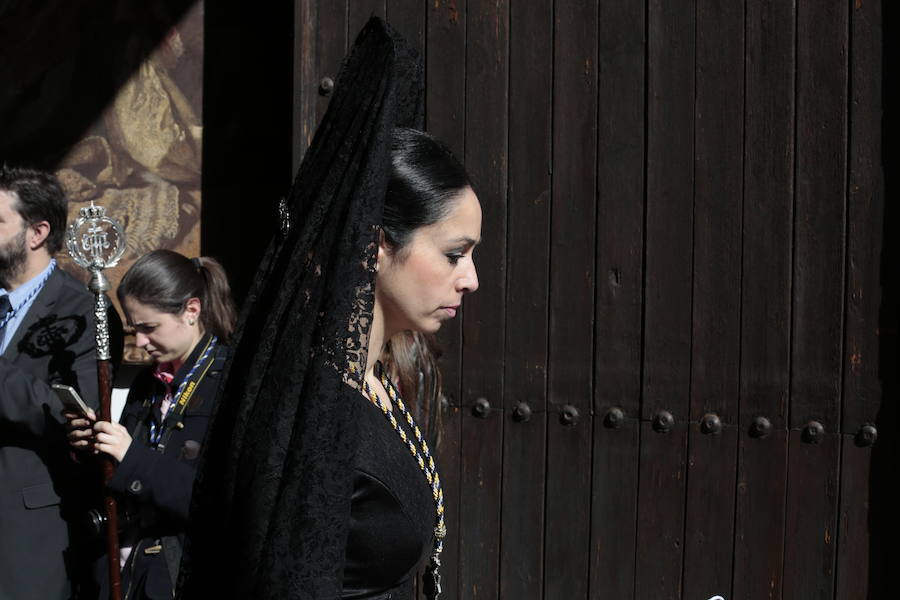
[290,1,894,598]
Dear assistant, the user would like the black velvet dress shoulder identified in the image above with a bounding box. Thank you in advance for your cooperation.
[344,384,435,600]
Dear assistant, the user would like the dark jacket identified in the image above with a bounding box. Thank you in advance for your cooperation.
[99,336,229,600]
[0,267,121,600]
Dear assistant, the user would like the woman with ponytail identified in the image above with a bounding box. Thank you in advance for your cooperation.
[64,249,236,599]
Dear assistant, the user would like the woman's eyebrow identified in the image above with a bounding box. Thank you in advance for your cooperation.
[446,236,480,247]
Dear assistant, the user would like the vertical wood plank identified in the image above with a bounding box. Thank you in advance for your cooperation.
[683,0,743,597]
[842,0,883,436]
[783,434,841,600]
[784,1,848,598]
[637,1,694,597]
[835,438,874,598]
[688,0,744,437]
[733,0,794,597]
[591,0,645,597]
[734,431,789,600]
[636,422,689,600]
[293,0,318,170]
[426,0,466,152]
[500,0,551,597]
[589,423,640,599]
[349,0,385,45]
[642,1,695,422]
[460,0,508,597]
[426,2,467,598]
[545,0,597,598]
[837,1,885,596]
[683,428,738,599]
[386,0,425,57]
[594,0,646,426]
[315,0,348,123]
[790,0,847,431]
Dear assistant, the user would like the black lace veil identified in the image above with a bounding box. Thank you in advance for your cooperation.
[177,18,424,598]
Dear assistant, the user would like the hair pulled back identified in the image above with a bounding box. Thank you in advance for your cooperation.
[379,128,473,445]
[117,249,237,341]
[382,127,472,252]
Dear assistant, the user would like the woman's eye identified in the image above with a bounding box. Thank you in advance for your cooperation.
[446,254,463,265]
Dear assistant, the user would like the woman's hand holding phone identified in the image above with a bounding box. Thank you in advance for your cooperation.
[56,383,132,461]
[62,410,133,462]
[62,406,97,451]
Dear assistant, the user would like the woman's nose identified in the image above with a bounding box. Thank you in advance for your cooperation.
[457,261,479,294]
[135,332,149,348]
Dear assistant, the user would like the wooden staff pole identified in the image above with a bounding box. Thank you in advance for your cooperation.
[66,201,127,600]
[93,290,121,600]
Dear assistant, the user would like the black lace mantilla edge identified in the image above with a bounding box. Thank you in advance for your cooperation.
[177,17,425,599]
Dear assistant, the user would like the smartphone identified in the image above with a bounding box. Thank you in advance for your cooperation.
[52,383,92,418]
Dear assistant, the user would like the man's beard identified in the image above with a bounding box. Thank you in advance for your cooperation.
[0,229,27,289]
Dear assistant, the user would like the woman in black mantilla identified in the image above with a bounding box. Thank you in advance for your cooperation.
[65,250,236,599]
[177,18,481,600]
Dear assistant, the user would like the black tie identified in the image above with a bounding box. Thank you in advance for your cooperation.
[0,294,11,319]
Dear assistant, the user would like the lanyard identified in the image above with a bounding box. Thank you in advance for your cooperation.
[148,335,218,449]
[0,260,56,331]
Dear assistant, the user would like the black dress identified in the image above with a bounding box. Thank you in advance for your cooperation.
[97,335,229,600]
[344,387,436,599]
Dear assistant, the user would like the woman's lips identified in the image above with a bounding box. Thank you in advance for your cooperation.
[442,306,459,318]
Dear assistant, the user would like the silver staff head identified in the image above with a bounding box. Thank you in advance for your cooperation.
[65,201,127,360]
[66,201,126,292]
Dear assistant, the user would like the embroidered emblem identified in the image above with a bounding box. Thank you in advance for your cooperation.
[17,314,86,358]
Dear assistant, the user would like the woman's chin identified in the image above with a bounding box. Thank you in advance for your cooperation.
[428,320,447,334]
[411,320,442,335]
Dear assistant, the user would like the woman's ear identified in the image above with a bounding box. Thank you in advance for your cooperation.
[183,297,202,324]
[376,229,388,271]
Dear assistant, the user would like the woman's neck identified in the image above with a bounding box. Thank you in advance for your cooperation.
[173,329,206,373]
[366,300,395,376]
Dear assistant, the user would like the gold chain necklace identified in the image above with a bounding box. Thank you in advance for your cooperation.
[362,361,446,599]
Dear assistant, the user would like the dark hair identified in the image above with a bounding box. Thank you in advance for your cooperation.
[379,128,473,446]
[382,127,472,252]
[382,331,444,446]
[117,250,237,341]
[0,164,68,254]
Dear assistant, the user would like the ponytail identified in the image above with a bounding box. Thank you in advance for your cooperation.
[118,250,237,341]
[192,256,238,340]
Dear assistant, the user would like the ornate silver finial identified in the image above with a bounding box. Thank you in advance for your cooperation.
[65,201,127,360]
[66,201,126,275]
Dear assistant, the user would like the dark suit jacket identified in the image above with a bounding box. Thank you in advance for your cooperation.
[0,267,120,600]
